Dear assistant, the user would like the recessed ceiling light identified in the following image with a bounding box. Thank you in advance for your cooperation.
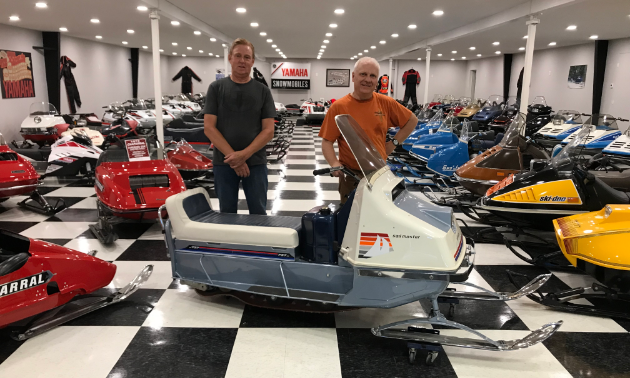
[194,31,201,35]
[172,42,177,46]
[358,53,363,56]
[492,41,500,46]
[172,52,177,55]
[451,50,457,54]
[159,49,164,52]
[319,49,324,52]
[379,40,386,44]
[462,57,466,60]
[495,51,501,54]
[417,58,421,60]
[566,25,577,30]
[9,15,19,21]
[326,33,332,37]
[450,58,455,61]
[127,29,134,34]
[317,56,321,59]
[267,39,272,43]
[95,35,102,39]
[437,53,442,56]
[271,44,277,48]
[364,49,368,52]
[350,57,354,60]
[208,53,213,56]
[469,47,476,50]
[187,47,192,50]
[323,40,330,43]
[477,54,482,57]
[236,8,246,13]
[182,54,186,57]
[334,9,344,14]
[391,33,399,38]
[171,20,180,26]
[122,41,128,45]
[199,50,203,53]
[519,47,525,50]
[260,32,267,36]
[523,35,528,39]
[210,38,216,42]
[408,24,417,29]
[275,48,280,51]
[321,45,326,48]
[142,46,148,49]
[432,10,444,16]
[35,2,47,8]
[548,42,556,46]
[90,18,99,23]
[222,43,226,47]
[216,55,220,57]
[329,24,337,28]
[371,46,376,49]
[590,35,599,39]
[353,55,357,58]
[137,6,148,11]
[59,27,68,32]
[250,22,258,27]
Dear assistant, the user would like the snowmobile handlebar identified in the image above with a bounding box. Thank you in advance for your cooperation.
[313,166,362,182]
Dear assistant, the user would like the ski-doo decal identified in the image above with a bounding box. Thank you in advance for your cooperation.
[490,179,582,205]
[359,233,393,259]
[0,271,53,298]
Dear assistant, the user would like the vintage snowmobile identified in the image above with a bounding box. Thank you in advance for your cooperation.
[426,94,443,109]
[472,95,505,125]
[167,93,202,115]
[160,114,562,361]
[523,96,554,136]
[300,98,328,125]
[18,102,67,148]
[600,125,630,162]
[551,114,628,157]
[456,98,484,121]
[487,97,519,134]
[165,139,213,183]
[533,110,584,150]
[0,229,152,340]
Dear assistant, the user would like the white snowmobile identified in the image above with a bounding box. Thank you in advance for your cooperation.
[160,114,562,361]
[300,98,327,125]
[18,102,67,147]
[533,110,585,150]
[167,94,202,115]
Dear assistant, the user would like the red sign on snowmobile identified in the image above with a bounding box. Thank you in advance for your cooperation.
[125,139,151,162]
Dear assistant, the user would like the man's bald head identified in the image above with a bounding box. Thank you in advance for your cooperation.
[352,57,380,99]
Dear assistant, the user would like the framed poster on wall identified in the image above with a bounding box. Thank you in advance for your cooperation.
[568,65,587,89]
[271,62,311,89]
[0,49,36,99]
[326,69,350,87]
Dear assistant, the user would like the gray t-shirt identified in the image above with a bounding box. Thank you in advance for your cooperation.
[204,77,276,166]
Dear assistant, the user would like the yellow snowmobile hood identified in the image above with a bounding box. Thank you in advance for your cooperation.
[554,205,630,270]
[457,104,482,118]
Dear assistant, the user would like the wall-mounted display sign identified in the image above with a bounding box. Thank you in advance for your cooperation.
[271,62,311,89]
[0,49,36,99]
[326,69,350,87]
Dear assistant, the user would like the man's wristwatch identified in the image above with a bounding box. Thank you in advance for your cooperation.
[387,137,400,146]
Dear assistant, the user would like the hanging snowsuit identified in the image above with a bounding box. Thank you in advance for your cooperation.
[376,74,392,95]
[253,67,268,87]
[60,56,81,114]
[172,66,202,94]
[402,69,421,106]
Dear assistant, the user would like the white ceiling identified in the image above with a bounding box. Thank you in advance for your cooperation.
[1,0,630,60]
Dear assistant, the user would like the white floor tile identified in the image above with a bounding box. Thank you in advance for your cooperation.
[69,197,98,209]
[143,287,244,328]
[111,261,173,290]
[269,199,329,212]
[0,196,28,209]
[276,182,333,191]
[64,238,135,261]
[20,221,92,239]
[0,326,139,378]
[0,207,51,222]
[335,301,428,328]
[441,329,573,378]
[225,328,342,378]
[45,187,96,197]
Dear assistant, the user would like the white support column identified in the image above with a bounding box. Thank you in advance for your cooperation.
[224,46,229,77]
[150,10,164,159]
[388,59,393,97]
[423,47,432,105]
[519,16,540,127]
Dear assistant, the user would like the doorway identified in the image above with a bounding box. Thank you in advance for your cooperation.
[469,70,477,99]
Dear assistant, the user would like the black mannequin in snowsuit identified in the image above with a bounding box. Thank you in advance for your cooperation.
[402,68,421,106]
[253,67,268,87]
[172,66,202,93]
[60,56,81,114]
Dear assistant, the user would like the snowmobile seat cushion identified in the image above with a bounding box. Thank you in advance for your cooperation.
[166,188,301,249]
[0,253,29,277]
[477,131,496,141]
[0,230,30,254]
[182,114,203,123]
[587,176,630,205]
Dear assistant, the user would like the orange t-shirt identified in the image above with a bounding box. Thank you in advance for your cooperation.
[318,93,412,170]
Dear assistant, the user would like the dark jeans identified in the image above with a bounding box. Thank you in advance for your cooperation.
[213,164,268,214]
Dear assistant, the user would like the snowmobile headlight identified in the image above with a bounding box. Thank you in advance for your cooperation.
[604,205,613,218]
[34,116,42,124]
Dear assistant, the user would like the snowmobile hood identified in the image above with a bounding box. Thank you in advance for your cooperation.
[561,127,621,148]
[0,145,39,195]
[603,134,630,156]
[536,122,583,139]
[21,114,66,129]
[394,190,453,233]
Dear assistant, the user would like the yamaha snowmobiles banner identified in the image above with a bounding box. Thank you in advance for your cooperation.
[0,49,36,99]
[271,62,311,89]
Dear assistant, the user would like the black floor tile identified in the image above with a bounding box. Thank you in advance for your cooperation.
[0,328,25,364]
[239,304,336,328]
[434,299,529,330]
[66,179,96,187]
[543,332,630,378]
[0,221,41,234]
[65,289,164,326]
[276,190,322,200]
[285,164,318,170]
[38,238,72,246]
[108,327,237,378]
[76,222,155,240]
[167,278,187,290]
[37,186,62,195]
[48,208,98,222]
[474,265,572,294]
[284,155,316,160]
[288,148,315,152]
[336,328,457,378]
[116,240,170,261]
[41,196,86,209]
[283,176,316,182]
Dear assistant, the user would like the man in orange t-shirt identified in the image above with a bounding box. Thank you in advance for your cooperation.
[319,57,418,203]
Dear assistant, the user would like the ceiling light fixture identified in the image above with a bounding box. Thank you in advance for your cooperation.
[267,39,273,43]
[260,32,267,36]
[35,2,47,8]
[122,41,128,45]
[187,46,192,50]
[323,40,330,43]
[590,35,599,39]
[334,9,344,14]
[182,54,186,57]
[548,42,556,46]
[326,33,332,37]
[364,49,368,52]
[210,38,216,42]
[358,53,363,56]
[371,46,376,49]
[469,47,476,50]
[495,51,501,54]
[319,49,324,52]
[477,54,482,57]
[194,31,201,35]
[432,10,444,16]
[222,43,226,47]
[451,50,457,54]
[236,8,246,13]
[391,33,399,38]
[137,6,148,11]
[127,29,134,34]
[159,49,164,52]
[143,46,148,49]
[317,56,321,59]
[95,35,102,39]
[417,58,421,60]
[271,44,277,48]
[172,42,177,46]
[90,18,99,23]
[172,52,177,55]
[519,47,525,50]
[523,35,528,39]
[59,27,67,32]
[329,24,337,28]
[379,40,386,44]
[199,50,203,53]
[171,20,180,26]
[250,22,258,27]
[450,58,455,61]
[492,41,500,46]
[566,25,577,30]
[208,53,213,56]
[9,15,19,21]
[275,48,280,51]
[408,24,417,29]
[216,55,220,57]
[462,57,466,59]
[350,57,354,60]
[437,53,442,56]
[321,45,326,48]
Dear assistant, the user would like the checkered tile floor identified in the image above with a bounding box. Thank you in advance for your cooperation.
[1,125,629,378]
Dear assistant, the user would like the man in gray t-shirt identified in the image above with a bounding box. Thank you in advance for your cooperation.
[204,38,276,214]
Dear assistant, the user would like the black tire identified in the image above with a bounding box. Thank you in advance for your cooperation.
[408,348,417,364]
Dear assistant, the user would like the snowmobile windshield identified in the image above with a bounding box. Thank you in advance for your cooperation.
[458,97,471,107]
[530,96,548,107]
[442,95,454,104]
[108,102,125,115]
[551,124,592,171]
[437,116,460,133]
[459,120,473,142]
[432,94,442,102]
[175,94,191,102]
[585,114,618,130]
[0,134,6,146]
[486,95,503,107]
[426,111,444,129]
[552,110,581,125]
[128,99,148,110]
[29,102,58,116]
[334,114,386,181]
[499,114,526,147]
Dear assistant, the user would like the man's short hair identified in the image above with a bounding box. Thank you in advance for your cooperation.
[229,38,255,57]
[354,57,380,72]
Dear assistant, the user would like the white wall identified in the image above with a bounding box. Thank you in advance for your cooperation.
[601,37,630,123]
[138,51,170,100]
[162,55,225,95]
[0,24,49,142]
[509,43,595,112]
[391,59,468,104]
[465,56,504,100]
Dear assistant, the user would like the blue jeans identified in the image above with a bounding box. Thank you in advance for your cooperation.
[213,164,268,214]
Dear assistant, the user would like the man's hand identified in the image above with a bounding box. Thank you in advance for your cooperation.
[233,163,250,178]
[331,165,344,178]
[385,141,396,156]
[224,150,251,169]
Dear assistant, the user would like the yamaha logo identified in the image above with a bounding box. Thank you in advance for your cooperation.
[0,271,53,298]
